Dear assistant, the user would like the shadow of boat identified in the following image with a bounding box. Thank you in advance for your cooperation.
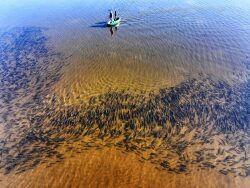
[90,21,107,28]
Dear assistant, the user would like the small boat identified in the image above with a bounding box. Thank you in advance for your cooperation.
[107,17,121,27]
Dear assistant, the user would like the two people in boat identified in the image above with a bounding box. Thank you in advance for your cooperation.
[109,10,118,22]
[108,10,119,36]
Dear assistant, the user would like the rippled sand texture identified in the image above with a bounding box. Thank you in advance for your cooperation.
[0,27,250,188]
[1,0,250,187]
[1,147,250,188]
[2,70,250,175]
[53,2,250,103]
[0,27,65,174]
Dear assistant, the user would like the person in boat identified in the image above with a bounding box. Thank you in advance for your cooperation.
[109,10,113,21]
[114,11,117,20]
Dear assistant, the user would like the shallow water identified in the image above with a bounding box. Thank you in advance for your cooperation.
[0,0,250,187]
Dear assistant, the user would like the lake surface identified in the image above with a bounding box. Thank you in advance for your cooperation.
[1,0,250,187]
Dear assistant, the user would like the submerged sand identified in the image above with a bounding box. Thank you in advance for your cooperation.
[1,5,250,187]
[1,147,250,188]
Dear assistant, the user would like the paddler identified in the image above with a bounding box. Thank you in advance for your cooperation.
[115,11,117,20]
[109,10,113,21]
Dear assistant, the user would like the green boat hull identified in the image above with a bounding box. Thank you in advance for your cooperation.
[107,18,121,26]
